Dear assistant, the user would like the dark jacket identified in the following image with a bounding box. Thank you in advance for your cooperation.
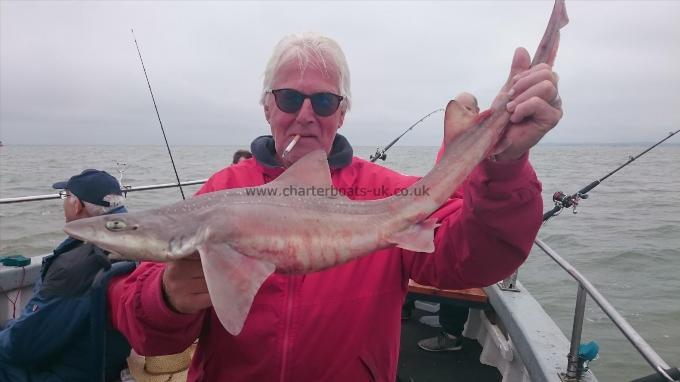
[0,206,135,382]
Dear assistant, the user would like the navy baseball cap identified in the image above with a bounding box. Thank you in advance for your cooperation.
[52,169,123,207]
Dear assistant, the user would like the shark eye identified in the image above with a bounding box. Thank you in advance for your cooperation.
[106,220,128,232]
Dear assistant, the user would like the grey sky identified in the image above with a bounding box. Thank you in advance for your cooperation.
[1,1,678,146]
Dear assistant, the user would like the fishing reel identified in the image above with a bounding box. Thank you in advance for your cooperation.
[370,148,387,162]
[543,191,589,222]
[552,191,587,214]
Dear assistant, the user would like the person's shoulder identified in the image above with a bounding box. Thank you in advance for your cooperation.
[199,158,264,194]
[40,242,110,299]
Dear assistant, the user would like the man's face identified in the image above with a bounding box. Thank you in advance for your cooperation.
[263,58,346,167]
[62,190,81,222]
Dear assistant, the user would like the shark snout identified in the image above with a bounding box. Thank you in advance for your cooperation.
[63,219,98,242]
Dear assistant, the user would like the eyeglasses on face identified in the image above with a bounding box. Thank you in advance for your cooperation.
[270,88,343,117]
[59,190,84,207]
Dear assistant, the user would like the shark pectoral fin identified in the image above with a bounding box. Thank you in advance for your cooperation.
[387,218,441,253]
[197,243,275,336]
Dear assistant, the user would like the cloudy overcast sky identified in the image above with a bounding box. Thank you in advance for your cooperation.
[1,1,678,146]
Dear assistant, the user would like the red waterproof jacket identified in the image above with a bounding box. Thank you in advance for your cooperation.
[108,147,542,382]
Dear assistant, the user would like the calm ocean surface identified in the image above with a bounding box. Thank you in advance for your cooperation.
[1,144,678,381]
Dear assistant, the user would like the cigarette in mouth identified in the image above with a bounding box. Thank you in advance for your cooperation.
[282,134,301,158]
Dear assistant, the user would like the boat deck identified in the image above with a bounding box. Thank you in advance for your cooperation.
[398,307,502,382]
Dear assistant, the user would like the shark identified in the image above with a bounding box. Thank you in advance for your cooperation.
[64,0,568,335]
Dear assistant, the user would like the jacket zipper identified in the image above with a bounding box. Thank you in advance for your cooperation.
[279,276,295,382]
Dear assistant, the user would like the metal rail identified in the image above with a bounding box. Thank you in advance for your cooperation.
[534,238,677,381]
[0,179,208,204]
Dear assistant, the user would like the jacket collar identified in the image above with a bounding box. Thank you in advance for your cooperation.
[250,134,353,170]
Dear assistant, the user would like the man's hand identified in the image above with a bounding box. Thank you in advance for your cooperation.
[492,47,563,161]
[162,253,212,314]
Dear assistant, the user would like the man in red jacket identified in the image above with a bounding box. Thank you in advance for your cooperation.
[108,32,562,381]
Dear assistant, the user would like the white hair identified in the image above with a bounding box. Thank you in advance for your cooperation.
[260,32,352,111]
[83,194,126,216]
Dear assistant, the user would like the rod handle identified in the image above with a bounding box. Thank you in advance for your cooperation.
[543,205,562,221]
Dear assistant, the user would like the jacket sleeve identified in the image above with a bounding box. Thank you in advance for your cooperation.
[404,153,543,289]
[107,262,205,356]
[0,289,89,366]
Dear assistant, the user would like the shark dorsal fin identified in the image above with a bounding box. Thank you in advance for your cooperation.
[269,149,333,189]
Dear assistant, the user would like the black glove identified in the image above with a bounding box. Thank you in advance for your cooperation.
[40,243,111,299]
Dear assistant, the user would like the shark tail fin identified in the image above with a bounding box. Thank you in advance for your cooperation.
[443,99,478,146]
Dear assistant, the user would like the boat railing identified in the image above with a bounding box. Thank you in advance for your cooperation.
[0,179,209,204]
[526,238,678,382]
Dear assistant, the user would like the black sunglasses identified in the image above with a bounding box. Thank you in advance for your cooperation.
[270,88,343,117]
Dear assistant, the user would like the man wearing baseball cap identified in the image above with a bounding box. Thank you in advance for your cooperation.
[0,169,134,382]
[52,169,126,221]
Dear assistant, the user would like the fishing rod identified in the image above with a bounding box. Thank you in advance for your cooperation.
[369,108,443,162]
[131,29,186,200]
[543,128,680,222]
